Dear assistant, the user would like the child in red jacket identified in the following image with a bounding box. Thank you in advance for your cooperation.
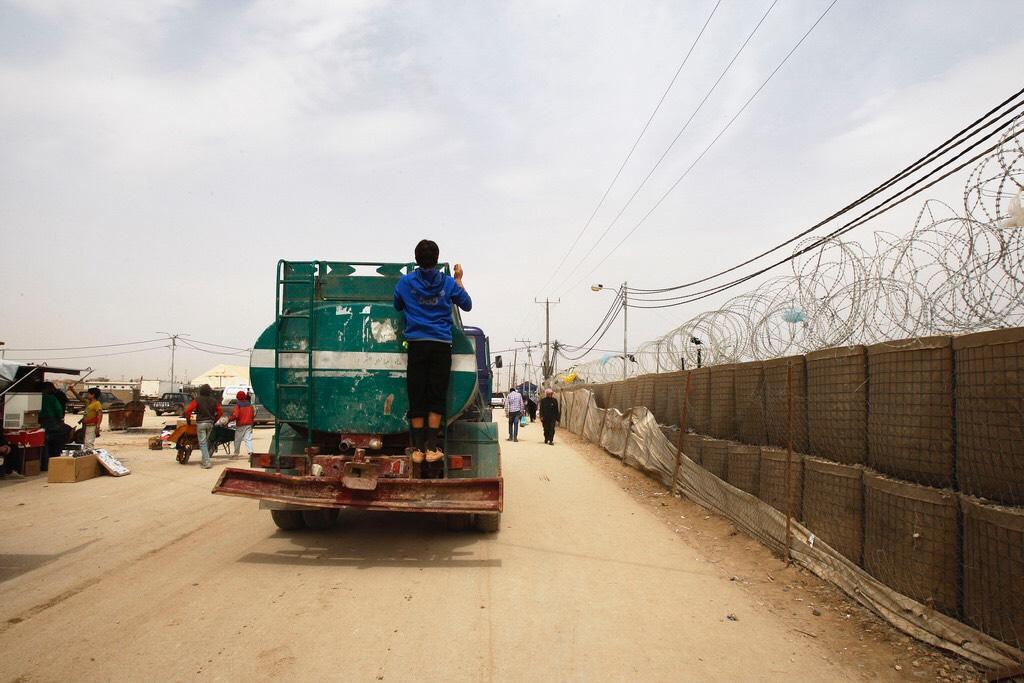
[230,390,255,458]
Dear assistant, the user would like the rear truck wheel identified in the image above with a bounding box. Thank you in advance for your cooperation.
[271,509,306,531]
[176,443,192,464]
[301,508,339,530]
[445,513,473,531]
[475,513,501,533]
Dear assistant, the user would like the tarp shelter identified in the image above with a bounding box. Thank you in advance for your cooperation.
[191,364,249,389]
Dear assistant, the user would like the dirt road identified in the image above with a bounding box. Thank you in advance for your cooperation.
[0,414,973,681]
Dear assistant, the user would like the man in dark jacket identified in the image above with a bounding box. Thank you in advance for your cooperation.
[183,385,223,469]
[393,239,472,467]
[39,382,67,470]
[539,388,560,445]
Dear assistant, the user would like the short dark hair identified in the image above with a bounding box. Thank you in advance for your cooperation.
[199,384,212,396]
[87,387,101,398]
[415,239,439,268]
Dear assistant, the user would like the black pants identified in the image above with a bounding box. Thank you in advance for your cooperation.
[542,418,556,443]
[406,340,452,419]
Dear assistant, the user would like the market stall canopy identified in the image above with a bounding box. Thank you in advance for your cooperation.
[191,364,249,389]
[0,361,83,394]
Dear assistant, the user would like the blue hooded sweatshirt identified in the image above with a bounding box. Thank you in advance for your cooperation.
[393,267,472,343]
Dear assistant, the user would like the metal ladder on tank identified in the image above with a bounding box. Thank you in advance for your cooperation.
[273,260,317,471]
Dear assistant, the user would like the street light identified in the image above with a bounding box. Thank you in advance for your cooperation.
[690,336,704,369]
[591,282,628,381]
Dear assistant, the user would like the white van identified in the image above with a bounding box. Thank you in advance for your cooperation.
[221,384,253,405]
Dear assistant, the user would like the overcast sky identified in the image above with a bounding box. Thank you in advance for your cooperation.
[2,0,1023,382]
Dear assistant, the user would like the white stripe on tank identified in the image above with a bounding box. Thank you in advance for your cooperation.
[250,349,478,373]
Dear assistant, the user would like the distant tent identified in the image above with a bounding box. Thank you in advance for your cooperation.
[191,364,249,389]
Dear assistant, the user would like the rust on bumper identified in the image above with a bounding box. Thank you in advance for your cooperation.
[212,467,503,514]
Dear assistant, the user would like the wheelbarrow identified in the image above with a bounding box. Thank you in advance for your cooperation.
[168,423,235,464]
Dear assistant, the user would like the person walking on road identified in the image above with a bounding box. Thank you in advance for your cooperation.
[183,384,223,469]
[82,388,103,448]
[229,390,255,459]
[393,239,473,466]
[504,386,523,442]
[526,393,537,422]
[539,388,560,445]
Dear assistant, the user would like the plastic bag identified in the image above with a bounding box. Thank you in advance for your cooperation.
[520,415,528,427]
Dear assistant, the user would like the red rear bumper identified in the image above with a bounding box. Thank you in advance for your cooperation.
[212,467,503,515]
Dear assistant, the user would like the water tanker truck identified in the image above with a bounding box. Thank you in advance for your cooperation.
[212,261,502,532]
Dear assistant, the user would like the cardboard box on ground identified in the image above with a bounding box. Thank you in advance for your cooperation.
[48,455,101,483]
[47,450,130,483]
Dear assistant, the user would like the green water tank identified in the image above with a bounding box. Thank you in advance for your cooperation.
[250,261,478,435]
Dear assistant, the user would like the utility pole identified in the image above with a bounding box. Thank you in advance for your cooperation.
[622,282,628,381]
[157,331,189,389]
[513,339,534,391]
[534,298,560,382]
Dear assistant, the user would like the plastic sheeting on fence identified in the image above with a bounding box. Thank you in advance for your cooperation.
[558,388,1024,672]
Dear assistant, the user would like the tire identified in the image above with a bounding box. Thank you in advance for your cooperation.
[301,508,339,530]
[475,513,501,533]
[176,443,192,464]
[271,509,306,531]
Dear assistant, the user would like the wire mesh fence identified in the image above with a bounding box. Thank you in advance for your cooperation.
[567,327,1024,669]
[954,328,1024,505]
[867,336,955,488]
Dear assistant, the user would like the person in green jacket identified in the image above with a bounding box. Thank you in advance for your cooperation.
[39,382,67,471]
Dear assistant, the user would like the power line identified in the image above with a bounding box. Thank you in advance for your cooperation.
[626,129,1019,309]
[627,84,1024,297]
[626,102,1024,307]
[561,0,840,296]
[535,0,724,295]
[2,344,170,361]
[3,338,165,352]
[550,0,782,294]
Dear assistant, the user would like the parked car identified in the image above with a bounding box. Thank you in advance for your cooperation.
[66,391,124,413]
[490,392,505,408]
[65,394,84,414]
[152,392,192,416]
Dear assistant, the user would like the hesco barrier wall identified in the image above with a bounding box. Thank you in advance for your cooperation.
[559,328,1024,672]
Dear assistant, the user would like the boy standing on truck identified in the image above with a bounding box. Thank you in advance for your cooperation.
[393,239,472,465]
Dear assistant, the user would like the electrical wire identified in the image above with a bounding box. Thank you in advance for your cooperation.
[626,84,1024,297]
[2,344,171,361]
[628,120,1024,307]
[535,0,724,295]
[550,0,783,295]
[560,0,840,296]
[2,338,166,352]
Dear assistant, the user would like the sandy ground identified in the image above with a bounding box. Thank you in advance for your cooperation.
[0,411,980,682]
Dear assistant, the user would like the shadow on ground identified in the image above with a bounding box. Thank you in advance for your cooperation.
[0,540,98,584]
[238,510,501,570]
